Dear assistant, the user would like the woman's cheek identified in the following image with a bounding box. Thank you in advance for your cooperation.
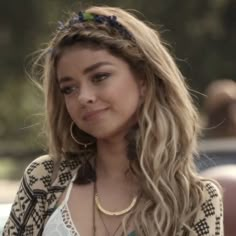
[65,100,78,119]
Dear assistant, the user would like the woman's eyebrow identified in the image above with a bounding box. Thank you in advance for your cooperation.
[58,76,73,85]
[58,61,113,85]
[83,61,113,74]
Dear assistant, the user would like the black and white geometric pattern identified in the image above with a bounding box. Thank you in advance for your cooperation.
[215,216,221,236]
[201,199,215,217]
[193,218,210,235]
[28,175,38,187]
[40,175,52,188]
[3,155,80,236]
[59,172,73,185]
[42,160,54,174]
[205,182,218,198]
[191,181,223,236]
[26,162,39,175]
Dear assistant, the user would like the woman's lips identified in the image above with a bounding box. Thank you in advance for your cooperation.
[82,108,108,121]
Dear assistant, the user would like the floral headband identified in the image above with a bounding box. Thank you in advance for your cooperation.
[57,11,133,39]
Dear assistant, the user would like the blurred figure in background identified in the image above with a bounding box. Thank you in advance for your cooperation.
[204,79,236,138]
[198,79,236,171]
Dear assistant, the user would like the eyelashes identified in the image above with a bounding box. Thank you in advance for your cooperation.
[59,72,111,95]
[92,72,110,83]
[60,86,78,95]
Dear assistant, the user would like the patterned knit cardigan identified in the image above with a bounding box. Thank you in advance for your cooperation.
[3,155,224,236]
[3,155,80,236]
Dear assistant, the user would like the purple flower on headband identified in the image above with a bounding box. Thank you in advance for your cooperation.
[94,15,105,23]
[107,16,117,26]
[78,12,84,21]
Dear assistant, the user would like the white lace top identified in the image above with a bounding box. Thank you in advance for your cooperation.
[42,176,80,236]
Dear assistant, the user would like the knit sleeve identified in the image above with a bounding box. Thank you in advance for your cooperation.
[2,155,54,236]
[191,181,224,236]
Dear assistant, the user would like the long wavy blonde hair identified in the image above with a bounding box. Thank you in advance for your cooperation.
[34,6,205,235]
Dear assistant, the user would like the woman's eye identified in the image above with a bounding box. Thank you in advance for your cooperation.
[92,73,110,83]
[60,86,78,95]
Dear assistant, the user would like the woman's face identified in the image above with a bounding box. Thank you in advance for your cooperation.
[56,46,144,140]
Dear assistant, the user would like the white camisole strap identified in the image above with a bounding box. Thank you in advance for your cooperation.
[59,173,77,205]
[64,177,74,202]
[42,173,80,236]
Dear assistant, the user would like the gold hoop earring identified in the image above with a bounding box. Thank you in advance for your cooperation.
[70,122,94,148]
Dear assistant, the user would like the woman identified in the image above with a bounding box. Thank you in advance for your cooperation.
[3,6,223,236]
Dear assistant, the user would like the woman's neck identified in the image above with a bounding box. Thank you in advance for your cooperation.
[96,138,130,181]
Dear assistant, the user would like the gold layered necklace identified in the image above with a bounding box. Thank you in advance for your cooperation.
[93,182,137,236]
[95,193,138,216]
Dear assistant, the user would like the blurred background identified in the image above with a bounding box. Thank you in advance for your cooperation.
[0,0,235,212]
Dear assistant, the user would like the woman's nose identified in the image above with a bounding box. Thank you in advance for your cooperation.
[77,87,96,105]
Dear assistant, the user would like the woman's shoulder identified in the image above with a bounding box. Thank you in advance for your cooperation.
[23,154,80,191]
[199,180,222,202]
[191,180,224,236]
[200,180,223,212]
[22,155,54,190]
[24,154,54,176]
